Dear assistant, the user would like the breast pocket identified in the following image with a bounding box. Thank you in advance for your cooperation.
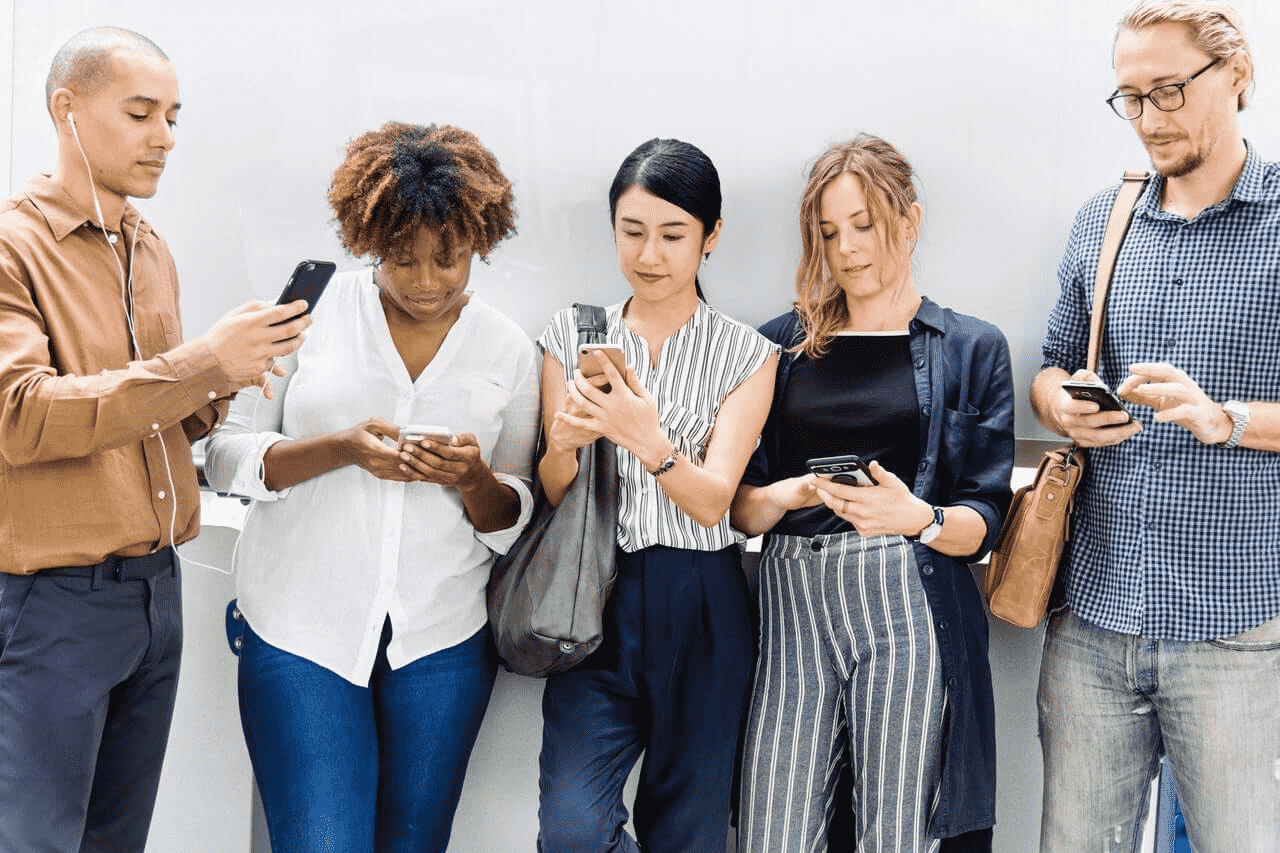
[137,311,182,357]
[939,404,981,483]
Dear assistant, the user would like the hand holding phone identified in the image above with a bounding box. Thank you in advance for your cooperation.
[273,260,336,326]
[1061,379,1132,424]
[806,454,879,487]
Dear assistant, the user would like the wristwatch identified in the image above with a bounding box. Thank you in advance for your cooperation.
[907,506,945,545]
[648,448,678,477]
[1219,400,1250,449]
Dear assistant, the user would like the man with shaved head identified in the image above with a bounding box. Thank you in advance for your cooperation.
[0,27,310,851]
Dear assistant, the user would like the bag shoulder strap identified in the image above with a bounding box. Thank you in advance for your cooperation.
[573,303,608,347]
[1087,169,1150,373]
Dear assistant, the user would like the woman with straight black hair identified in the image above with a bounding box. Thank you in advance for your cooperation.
[534,138,778,853]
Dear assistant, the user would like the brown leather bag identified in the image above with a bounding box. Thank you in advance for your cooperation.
[985,170,1148,628]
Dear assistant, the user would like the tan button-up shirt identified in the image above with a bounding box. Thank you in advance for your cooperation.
[0,175,236,574]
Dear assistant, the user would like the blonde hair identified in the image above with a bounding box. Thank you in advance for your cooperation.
[1119,0,1253,110]
[794,134,918,359]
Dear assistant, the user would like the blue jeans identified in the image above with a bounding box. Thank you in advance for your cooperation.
[235,619,497,853]
[1038,608,1280,853]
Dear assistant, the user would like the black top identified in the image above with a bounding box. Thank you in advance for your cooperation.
[774,332,920,536]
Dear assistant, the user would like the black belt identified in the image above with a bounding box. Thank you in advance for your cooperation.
[43,547,176,584]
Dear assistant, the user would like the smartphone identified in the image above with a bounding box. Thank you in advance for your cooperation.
[1061,380,1132,423]
[399,424,453,448]
[273,260,336,325]
[578,343,627,378]
[806,454,879,487]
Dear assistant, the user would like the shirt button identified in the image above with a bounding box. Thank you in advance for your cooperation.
[157,490,166,500]
[1151,461,1162,471]
[810,539,822,552]
[1172,277,1183,286]
[915,358,926,369]
[151,422,160,431]
[918,461,929,472]
[922,405,931,417]
[938,620,949,631]
[920,564,934,576]
[948,677,958,688]
[1164,338,1176,349]
[108,233,118,244]
[207,391,217,400]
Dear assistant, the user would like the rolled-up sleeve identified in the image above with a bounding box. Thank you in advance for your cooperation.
[474,345,541,555]
[203,353,297,502]
[949,330,1016,560]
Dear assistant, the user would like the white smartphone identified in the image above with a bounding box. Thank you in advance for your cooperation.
[399,424,453,447]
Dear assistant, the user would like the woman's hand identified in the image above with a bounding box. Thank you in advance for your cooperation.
[563,350,668,467]
[398,431,492,490]
[400,431,522,533]
[343,417,427,482]
[731,475,824,538]
[813,461,933,538]
[768,474,825,513]
[546,373,606,454]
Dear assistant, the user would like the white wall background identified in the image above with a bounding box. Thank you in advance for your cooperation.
[4,1,1276,851]
[9,0,1277,442]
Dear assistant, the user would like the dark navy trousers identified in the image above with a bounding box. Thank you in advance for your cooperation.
[538,545,755,853]
[0,552,181,853]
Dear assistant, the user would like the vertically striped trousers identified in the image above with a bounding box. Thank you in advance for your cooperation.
[739,531,945,853]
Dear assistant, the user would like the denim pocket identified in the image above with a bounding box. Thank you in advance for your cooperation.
[0,574,37,659]
[1208,614,1280,650]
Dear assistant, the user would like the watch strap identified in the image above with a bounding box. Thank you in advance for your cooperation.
[1220,400,1249,449]
[907,506,945,542]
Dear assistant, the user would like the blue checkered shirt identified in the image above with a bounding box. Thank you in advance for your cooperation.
[1042,144,1280,641]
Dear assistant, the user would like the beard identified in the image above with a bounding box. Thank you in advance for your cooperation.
[1153,149,1206,179]
[1143,132,1212,179]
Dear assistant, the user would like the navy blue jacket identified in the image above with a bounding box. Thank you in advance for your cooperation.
[744,298,1014,836]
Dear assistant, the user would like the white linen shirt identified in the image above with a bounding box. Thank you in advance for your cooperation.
[204,269,539,685]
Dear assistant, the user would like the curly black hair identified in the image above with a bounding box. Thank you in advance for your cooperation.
[328,122,515,262]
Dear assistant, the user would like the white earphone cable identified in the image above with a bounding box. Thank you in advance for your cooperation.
[71,113,235,575]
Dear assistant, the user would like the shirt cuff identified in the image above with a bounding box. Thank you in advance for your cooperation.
[227,434,292,502]
[475,472,535,555]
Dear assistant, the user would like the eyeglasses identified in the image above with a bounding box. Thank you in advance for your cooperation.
[1106,58,1221,120]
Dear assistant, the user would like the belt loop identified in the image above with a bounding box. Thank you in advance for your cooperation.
[90,561,104,591]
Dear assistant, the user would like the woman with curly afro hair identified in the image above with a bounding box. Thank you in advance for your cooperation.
[206,122,540,853]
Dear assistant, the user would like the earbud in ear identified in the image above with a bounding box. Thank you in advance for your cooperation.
[67,112,76,129]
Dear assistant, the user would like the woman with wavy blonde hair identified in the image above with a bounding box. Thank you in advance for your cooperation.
[732,133,1014,853]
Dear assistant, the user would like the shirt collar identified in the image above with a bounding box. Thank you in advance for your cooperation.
[22,173,153,242]
[1139,139,1266,218]
[912,296,947,334]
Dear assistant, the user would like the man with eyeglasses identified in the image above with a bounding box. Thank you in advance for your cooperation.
[1030,1,1279,851]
